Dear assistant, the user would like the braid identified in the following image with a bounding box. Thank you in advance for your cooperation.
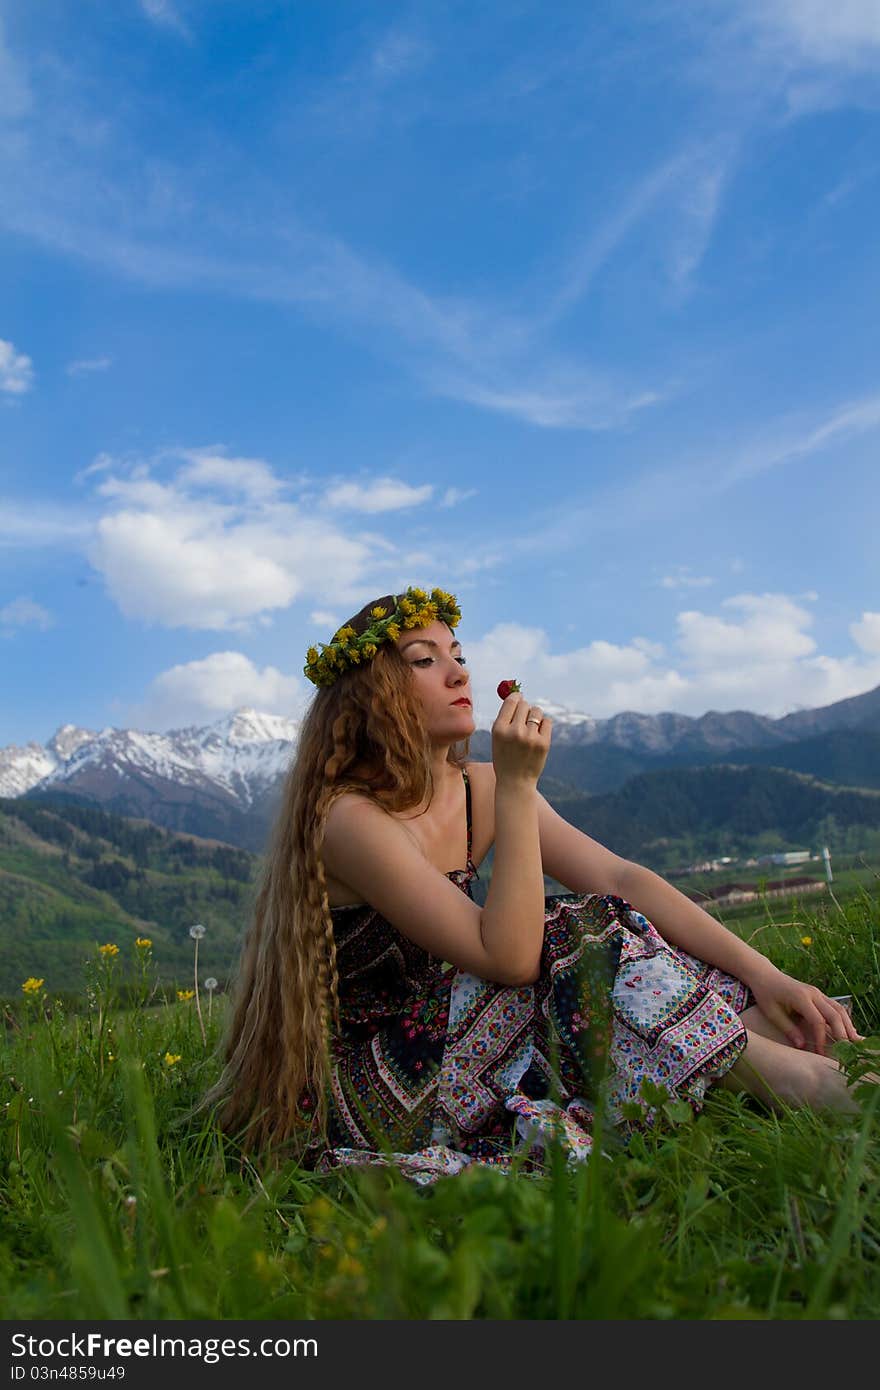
[199,607,470,1159]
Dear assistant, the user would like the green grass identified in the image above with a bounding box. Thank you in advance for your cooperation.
[2,886,880,1320]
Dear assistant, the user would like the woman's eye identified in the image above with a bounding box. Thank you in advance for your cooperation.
[413,657,433,667]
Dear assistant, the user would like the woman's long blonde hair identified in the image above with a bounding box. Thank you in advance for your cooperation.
[205,596,469,1158]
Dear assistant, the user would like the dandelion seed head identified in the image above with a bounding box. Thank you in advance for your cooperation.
[204,977,218,992]
[189,923,206,940]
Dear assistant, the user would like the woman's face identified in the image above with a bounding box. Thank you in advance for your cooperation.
[396,620,475,741]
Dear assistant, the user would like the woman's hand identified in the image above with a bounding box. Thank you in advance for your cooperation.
[491,691,552,788]
[746,959,863,1054]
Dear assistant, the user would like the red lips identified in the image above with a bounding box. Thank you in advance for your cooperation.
[451,698,471,706]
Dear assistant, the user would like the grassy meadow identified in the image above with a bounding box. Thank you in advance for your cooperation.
[2,879,880,1321]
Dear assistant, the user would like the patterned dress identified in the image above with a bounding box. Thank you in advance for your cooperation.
[316,768,752,1185]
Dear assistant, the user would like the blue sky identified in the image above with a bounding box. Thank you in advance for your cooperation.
[2,0,879,746]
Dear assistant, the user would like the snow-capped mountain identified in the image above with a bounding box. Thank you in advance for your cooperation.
[2,683,878,852]
[0,708,300,851]
[0,724,97,798]
[0,708,298,805]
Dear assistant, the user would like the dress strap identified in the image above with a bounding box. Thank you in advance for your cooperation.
[462,767,474,865]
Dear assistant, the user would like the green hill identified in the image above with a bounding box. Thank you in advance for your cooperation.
[0,794,257,1000]
[552,763,880,865]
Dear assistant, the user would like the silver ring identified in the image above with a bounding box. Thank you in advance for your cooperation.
[526,717,541,726]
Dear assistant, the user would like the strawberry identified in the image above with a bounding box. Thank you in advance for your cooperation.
[496,678,521,699]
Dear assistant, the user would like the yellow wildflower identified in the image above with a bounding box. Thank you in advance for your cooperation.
[306,646,319,664]
[21,977,44,995]
[176,988,195,1001]
[163,1053,182,1067]
[98,943,119,957]
[399,599,415,616]
[385,622,401,641]
[135,937,152,949]
[410,588,427,602]
[800,936,812,947]
[361,642,377,659]
[370,606,388,619]
[403,612,422,629]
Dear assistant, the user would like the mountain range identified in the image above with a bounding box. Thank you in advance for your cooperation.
[2,683,879,854]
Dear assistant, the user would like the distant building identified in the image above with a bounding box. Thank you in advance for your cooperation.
[767,850,812,866]
[684,876,825,908]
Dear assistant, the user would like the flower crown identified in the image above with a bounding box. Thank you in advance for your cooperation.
[304,586,462,687]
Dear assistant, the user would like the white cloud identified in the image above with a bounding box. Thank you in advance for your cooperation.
[132,651,306,730]
[309,610,340,629]
[441,487,478,507]
[676,593,816,667]
[851,612,880,655]
[0,338,34,395]
[85,451,388,630]
[462,593,880,724]
[65,357,112,376]
[177,449,285,501]
[660,568,714,590]
[323,478,434,513]
[0,596,53,636]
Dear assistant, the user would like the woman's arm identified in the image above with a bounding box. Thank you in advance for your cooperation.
[533,787,858,1053]
[616,860,859,1054]
[616,859,773,983]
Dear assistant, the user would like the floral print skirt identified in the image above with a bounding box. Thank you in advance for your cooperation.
[317,893,751,1185]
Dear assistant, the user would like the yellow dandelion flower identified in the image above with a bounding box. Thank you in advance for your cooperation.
[403,612,422,629]
[176,988,195,1001]
[399,599,415,615]
[800,936,812,947]
[410,587,427,602]
[135,937,152,949]
[98,943,119,957]
[21,977,44,995]
[362,642,377,659]
[306,646,319,664]
[163,1052,182,1067]
[370,606,388,619]
[386,622,401,641]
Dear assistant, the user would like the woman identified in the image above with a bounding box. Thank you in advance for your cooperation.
[211,586,864,1182]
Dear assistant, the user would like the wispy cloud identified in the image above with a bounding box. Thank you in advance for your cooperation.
[0,503,92,548]
[441,487,478,507]
[65,356,112,376]
[322,479,434,513]
[0,338,34,394]
[501,387,880,562]
[741,1,880,69]
[0,596,54,637]
[138,1,191,40]
[0,17,31,119]
[660,568,714,590]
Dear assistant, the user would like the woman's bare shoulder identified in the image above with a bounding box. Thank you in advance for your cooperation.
[463,758,495,786]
